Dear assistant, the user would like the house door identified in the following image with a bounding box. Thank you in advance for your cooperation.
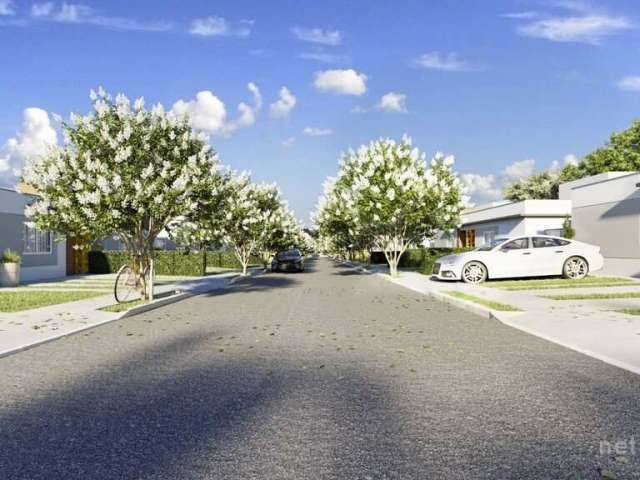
[458,230,475,248]
[66,237,89,275]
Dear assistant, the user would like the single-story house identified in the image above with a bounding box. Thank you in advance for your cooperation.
[0,186,67,282]
[559,171,640,274]
[455,199,572,248]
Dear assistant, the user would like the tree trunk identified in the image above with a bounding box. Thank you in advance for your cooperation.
[388,257,398,277]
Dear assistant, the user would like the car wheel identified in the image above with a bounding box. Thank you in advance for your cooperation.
[563,256,589,279]
[461,261,487,284]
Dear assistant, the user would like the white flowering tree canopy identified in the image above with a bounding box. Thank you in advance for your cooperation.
[23,87,222,295]
[313,176,367,256]
[316,135,465,276]
[220,174,292,275]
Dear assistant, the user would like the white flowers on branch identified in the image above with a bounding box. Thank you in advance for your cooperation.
[220,174,303,275]
[314,135,465,276]
[23,87,221,298]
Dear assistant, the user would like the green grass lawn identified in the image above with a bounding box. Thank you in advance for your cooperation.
[0,290,107,312]
[99,299,148,313]
[484,276,634,291]
[443,291,520,311]
[617,308,640,316]
[543,292,640,301]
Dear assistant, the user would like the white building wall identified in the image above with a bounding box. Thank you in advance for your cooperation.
[522,217,566,236]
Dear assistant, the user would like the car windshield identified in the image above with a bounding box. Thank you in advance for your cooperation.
[277,250,301,259]
[475,238,508,251]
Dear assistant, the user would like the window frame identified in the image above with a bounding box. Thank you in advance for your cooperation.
[532,237,571,249]
[499,237,530,251]
[23,224,53,256]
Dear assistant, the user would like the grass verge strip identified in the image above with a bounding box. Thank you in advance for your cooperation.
[484,276,633,290]
[617,308,640,316]
[544,292,640,301]
[99,299,148,313]
[443,291,520,311]
[0,290,107,313]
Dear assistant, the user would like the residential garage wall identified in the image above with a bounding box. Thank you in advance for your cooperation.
[573,198,640,258]
[561,172,640,259]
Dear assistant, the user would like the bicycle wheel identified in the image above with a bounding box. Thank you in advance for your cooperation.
[114,264,141,303]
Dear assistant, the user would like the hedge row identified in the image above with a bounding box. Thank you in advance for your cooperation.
[369,247,471,273]
[88,250,262,276]
[205,250,261,269]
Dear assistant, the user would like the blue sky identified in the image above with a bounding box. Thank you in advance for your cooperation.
[0,0,639,223]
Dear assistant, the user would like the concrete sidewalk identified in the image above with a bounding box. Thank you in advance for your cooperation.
[0,270,254,358]
[346,261,640,375]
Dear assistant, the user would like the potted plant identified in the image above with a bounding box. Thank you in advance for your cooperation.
[0,249,21,287]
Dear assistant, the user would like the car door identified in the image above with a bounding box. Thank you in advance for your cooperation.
[531,237,570,275]
[490,237,534,278]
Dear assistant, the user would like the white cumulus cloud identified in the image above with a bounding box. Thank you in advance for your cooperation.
[314,69,367,96]
[550,153,580,172]
[171,82,262,136]
[189,16,252,37]
[269,87,297,119]
[303,127,332,136]
[517,15,631,43]
[501,158,535,182]
[29,2,171,31]
[460,173,504,206]
[376,92,407,113]
[0,108,58,187]
[462,155,581,206]
[617,76,640,92]
[291,26,341,45]
[412,52,477,72]
[0,0,15,15]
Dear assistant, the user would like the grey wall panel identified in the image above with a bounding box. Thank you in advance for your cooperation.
[573,198,640,258]
[0,212,58,266]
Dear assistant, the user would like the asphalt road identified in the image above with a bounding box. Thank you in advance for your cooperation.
[1,257,639,479]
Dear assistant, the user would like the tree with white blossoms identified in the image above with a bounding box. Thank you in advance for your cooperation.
[23,87,222,298]
[257,208,304,267]
[316,135,465,277]
[313,176,370,260]
[220,174,290,276]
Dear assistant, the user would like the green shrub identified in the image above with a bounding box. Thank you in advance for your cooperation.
[88,249,262,276]
[370,247,471,272]
[205,250,261,269]
[89,250,207,276]
[1,249,21,264]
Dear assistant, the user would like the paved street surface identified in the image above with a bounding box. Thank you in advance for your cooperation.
[1,257,639,479]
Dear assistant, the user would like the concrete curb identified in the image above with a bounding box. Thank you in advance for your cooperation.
[119,291,193,319]
[0,316,128,360]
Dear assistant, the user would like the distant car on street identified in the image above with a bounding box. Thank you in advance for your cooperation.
[432,235,604,284]
[271,249,305,272]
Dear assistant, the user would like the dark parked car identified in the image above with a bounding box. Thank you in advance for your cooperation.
[271,249,304,272]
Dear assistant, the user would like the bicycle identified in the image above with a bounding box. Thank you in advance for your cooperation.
[114,260,154,303]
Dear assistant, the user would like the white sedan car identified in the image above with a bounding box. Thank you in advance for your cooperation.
[432,235,604,283]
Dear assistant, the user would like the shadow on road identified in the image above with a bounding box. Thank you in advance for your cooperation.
[0,330,423,479]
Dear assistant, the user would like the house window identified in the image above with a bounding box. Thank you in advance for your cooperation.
[483,231,496,245]
[23,225,52,255]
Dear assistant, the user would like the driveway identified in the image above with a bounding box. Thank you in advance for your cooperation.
[0,257,638,479]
